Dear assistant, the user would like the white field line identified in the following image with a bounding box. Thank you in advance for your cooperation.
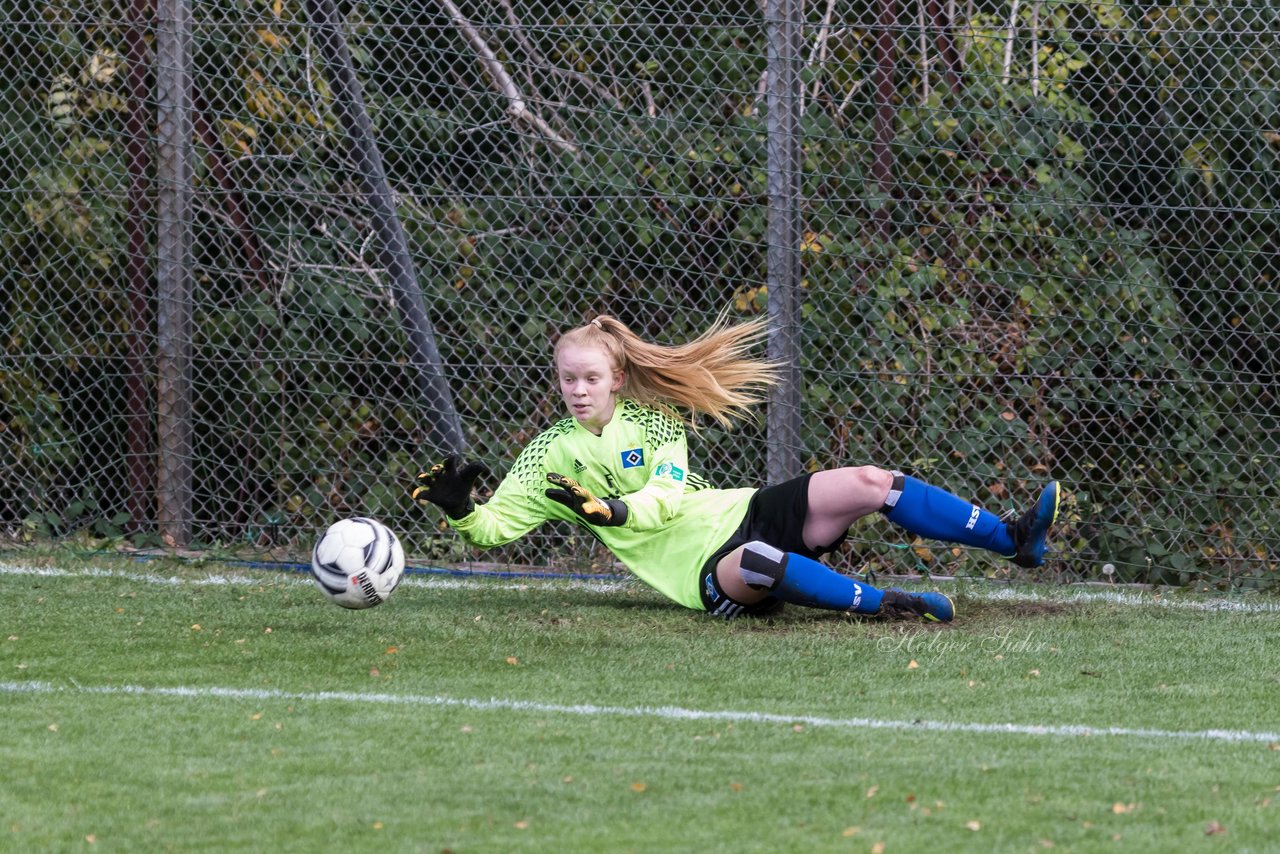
[0,562,632,594]
[964,585,1280,613]
[3,679,1277,745]
[3,561,1279,613]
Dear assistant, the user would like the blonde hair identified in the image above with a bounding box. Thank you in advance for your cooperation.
[555,313,781,428]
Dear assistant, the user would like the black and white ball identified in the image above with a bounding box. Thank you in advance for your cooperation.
[310,517,405,609]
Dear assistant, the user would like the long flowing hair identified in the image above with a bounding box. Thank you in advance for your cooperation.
[554,313,781,428]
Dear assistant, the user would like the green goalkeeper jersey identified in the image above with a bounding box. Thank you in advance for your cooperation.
[448,399,757,610]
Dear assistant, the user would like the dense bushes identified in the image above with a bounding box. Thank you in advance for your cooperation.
[4,1,1276,586]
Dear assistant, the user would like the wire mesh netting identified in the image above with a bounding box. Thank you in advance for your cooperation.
[4,1,1278,588]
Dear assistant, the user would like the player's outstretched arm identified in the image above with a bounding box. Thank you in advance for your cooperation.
[412,456,489,519]
[544,473,628,526]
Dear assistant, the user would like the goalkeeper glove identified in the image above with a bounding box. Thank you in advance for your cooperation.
[544,473,628,526]
[412,456,489,519]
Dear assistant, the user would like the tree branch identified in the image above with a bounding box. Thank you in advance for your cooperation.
[496,0,624,112]
[1001,0,1020,86]
[1030,0,1040,97]
[433,0,579,154]
[806,0,838,109]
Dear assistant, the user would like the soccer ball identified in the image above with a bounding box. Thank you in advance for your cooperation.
[309,517,406,609]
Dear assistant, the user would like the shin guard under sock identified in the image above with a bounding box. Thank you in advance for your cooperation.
[881,472,1014,555]
[740,543,884,614]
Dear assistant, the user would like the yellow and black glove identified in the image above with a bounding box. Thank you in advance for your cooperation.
[412,456,489,519]
[544,473,628,527]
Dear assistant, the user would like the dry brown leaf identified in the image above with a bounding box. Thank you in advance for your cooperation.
[907,660,919,670]
[866,785,879,799]
[631,782,647,793]
[871,842,886,854]
[841,826,860,837]
[966,820,981,831]
[1204,821,1227,836]
[506,656,519,665]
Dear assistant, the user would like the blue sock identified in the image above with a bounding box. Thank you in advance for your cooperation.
[769,551,884,615]
[882,473,1013,555]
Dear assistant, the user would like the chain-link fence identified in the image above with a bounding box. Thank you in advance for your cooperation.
[5,1,1278,588]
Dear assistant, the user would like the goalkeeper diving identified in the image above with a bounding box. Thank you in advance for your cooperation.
[413,314,1058,621]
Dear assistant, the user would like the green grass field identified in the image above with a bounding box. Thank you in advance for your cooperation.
[3,554,1279,852]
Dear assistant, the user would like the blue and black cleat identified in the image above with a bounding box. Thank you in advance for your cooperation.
[881,588,955,623]
[1008,481,1060,569]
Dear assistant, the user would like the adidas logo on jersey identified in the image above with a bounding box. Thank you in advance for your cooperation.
[573,458,587,473]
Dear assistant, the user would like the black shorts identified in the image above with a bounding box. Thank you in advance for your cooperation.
[697,472,847,617]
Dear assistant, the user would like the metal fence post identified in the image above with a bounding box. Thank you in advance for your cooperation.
[765,0,804,484]
[123,0,153,535]
[306,0,467,457]
[154,0,194,546]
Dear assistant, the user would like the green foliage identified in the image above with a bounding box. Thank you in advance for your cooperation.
[2,1,1276,587]
[776,2,1270,584]
[1,15,133,540]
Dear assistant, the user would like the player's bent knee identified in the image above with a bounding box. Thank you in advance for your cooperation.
[847,464,893,494]
[739,540,789,591]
